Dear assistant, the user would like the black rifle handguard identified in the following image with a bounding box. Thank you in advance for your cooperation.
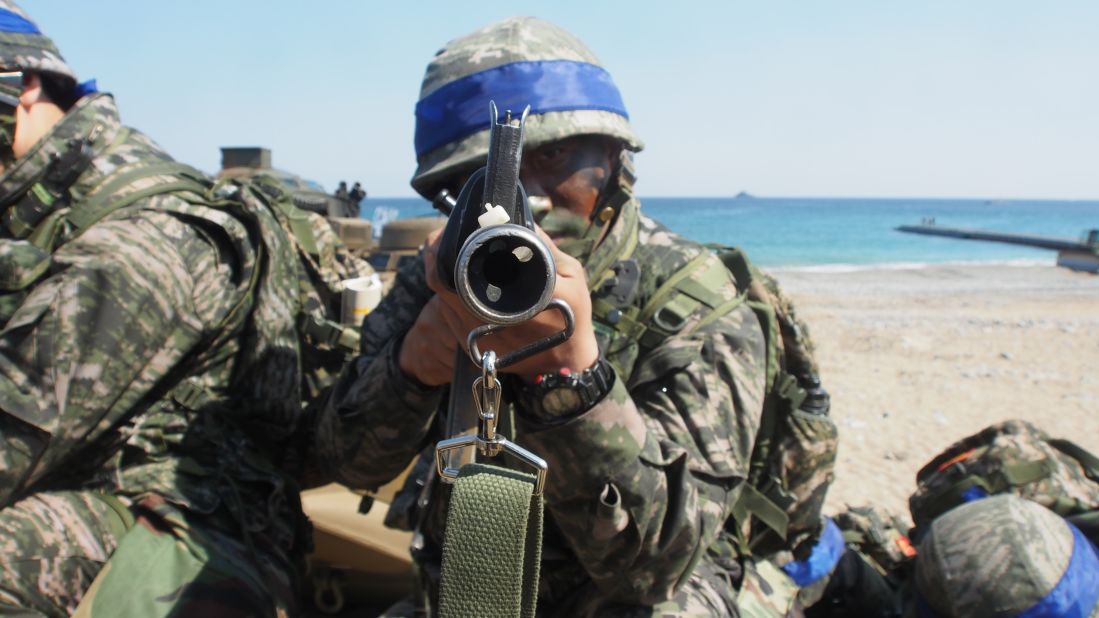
[435,103,555,325]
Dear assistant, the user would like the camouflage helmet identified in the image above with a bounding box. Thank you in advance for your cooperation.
[410,16,644,198]
[0,1,76,84]
[915,495,1099,617]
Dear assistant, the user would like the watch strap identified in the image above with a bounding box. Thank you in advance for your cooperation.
[523,356,616,423]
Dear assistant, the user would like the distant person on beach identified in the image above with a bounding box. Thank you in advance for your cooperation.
[349,180,366,204]
[316,16,869,616]
[335,179,349,201]
[346,181,365,218]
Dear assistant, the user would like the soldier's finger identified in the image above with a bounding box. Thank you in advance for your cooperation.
[536,225,584,280]
[422,229,445,293]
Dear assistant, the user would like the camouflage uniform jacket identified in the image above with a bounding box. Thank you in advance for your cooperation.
[320,189,770,606]
[0,94,337,551]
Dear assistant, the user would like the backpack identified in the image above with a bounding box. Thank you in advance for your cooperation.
[909,419,1099,542]
[1,157,367,416]
[592,223,838,558]
[716,248,837,557]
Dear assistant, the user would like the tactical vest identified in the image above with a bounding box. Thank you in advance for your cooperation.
[585,171,838,558]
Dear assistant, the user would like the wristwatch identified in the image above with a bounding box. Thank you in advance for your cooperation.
[523,356,616,421]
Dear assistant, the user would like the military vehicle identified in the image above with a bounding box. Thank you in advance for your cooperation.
[216,147,445,270]
[368,216,446,287]
[218,147,376,255]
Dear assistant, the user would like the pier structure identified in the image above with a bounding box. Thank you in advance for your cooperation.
[896,224,1099,273]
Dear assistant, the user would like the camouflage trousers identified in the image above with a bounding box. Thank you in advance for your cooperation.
[0,491,298,617]
[381,553,802,618]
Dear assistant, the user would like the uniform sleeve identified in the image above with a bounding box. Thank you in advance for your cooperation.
[518,300,769,604]
[315,256,444,489]
[0,212,237,507]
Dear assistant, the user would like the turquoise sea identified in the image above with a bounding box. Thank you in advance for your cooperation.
[363,197,1099,269]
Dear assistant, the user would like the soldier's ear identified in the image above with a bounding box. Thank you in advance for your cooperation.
[18,73,42,109]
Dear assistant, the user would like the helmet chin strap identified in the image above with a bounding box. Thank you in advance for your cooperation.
[588,148,636,225]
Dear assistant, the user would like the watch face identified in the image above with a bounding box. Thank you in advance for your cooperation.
[542,386,583,416]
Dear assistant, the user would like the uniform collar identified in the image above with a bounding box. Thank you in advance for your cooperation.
[581,179,640,290]
[0,93,123,236]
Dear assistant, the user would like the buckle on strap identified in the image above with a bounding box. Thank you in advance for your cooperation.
[732,482,790,541]
[171,378,211,411]
[299,313,361,351]
[775,372,807,411]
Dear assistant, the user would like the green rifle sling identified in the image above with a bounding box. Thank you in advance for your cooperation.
[439,463,544,618]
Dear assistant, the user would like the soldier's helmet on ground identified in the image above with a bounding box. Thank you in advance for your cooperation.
[410,16,644,199]
[0,1,75,82]
[915,494,1099,617]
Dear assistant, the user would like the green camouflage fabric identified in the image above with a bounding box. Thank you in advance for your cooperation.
[0,90,364,615]
[0,491,126,615]
[909,419,1099,537]
[735,265,836,562]
[832,505,915,578]
[318,183,817,615]
[410,16,644,199]
[0,0,77,82]
[914,494,1099,617]
[71,495,299,617]
[0,79,15,169]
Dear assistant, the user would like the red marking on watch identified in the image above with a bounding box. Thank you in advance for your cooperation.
[534,374,544,385]
[559,367,571,376]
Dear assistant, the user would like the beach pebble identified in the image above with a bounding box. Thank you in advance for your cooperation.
[1000,352,1013,361]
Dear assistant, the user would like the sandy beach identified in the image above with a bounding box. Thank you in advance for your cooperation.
[773,263,1099,522]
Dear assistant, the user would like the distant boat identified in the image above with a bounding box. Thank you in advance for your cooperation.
[734,191,756,200]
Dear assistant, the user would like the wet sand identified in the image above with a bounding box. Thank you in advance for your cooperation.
[773,263,1099,521]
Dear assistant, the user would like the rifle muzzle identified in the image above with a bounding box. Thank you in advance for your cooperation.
[455,223,555,325]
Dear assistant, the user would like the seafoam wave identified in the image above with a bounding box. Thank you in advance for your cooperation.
[768,258,1055,274]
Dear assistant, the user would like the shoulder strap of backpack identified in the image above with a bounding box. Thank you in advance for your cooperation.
[68,161,211,238]
[1049,438,1099,483]
[608,247,749,352]
[233,176,360,354]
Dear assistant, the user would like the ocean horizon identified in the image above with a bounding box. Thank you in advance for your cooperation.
[360,196,1099,270]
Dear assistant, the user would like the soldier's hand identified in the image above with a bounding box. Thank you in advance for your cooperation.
[397,293,472,386]
[404,227,599,384]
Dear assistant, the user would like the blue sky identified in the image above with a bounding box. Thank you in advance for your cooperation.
[25,1,1099,199]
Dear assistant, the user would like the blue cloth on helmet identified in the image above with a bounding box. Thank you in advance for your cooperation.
[1016,523,1099,618]
[75,79,97,98]
[414,59,629,157]
[780,517,846,587]
[961,485,989,503]
[0,8,40,35]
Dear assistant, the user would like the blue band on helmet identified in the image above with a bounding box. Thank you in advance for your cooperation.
[1016,523,1099,618]
[780,517,846,587]
[75,79,97,98]
[0,9,40,34]
[414,59,629,157]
